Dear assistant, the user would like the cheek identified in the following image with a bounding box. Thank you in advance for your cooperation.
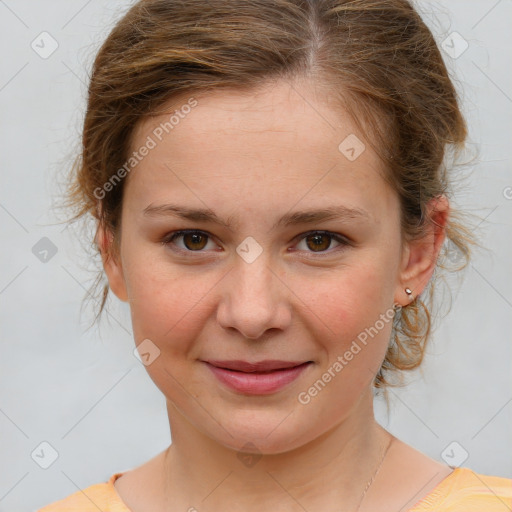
[301,260,394,339]
[295,260,396,386]
[122,252,212,355]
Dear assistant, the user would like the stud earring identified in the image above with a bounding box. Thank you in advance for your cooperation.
[405,287,413,296]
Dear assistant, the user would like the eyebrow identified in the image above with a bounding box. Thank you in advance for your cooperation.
[143,203,371,231]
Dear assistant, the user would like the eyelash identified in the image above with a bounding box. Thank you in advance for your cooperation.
[161,229,351,257]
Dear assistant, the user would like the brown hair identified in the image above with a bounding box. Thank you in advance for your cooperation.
[66,0,478,393]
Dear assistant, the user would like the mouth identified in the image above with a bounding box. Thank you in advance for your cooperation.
[203,360,313,395]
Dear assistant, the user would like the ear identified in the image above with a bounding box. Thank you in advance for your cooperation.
[395,195,450,306]
[95,224,129,302]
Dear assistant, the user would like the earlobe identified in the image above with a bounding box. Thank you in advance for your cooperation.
[95,224,129,303]
[395,195,450,305]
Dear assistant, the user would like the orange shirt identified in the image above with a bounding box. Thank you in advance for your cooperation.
[37,467,512,511]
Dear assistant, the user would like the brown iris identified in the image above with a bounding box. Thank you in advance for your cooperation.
[183,232,208,250]
[305,233,331,252]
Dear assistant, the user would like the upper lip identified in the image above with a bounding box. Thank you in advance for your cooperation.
[205,360,310,372]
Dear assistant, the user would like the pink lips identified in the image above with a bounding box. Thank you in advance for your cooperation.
[204,359,312,395]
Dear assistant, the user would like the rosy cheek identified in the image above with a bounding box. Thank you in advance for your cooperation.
[301,275,371,335]
[126,268,212,357]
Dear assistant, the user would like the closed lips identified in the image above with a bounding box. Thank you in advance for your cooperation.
[204,360,313,395]
[205,360,311,372]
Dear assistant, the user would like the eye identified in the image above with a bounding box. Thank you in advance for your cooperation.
[293,231,350,255]
[162,230,219,252]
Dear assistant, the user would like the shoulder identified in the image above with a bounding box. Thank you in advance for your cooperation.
[443,468,512,510]
[379,437,511,512]
[36,473,128,512]
[412,467,512,512]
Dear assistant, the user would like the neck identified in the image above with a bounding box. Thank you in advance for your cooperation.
[161,388,392,511]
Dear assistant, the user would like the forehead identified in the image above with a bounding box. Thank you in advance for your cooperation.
[124,79,395,220]
[131,79,364,156]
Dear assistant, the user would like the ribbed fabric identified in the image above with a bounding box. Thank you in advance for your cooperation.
[408,467,512,512]
[37,473,131,512]
[38,467,512,511]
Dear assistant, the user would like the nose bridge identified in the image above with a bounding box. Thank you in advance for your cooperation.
[217,247,290,339]
[235,251,275,302]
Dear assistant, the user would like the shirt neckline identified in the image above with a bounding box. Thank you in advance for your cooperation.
[108,466,465,511]
[108,472,134,512]
[406,466,464,511]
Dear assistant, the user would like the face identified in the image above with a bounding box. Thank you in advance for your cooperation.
[102,78,436,454]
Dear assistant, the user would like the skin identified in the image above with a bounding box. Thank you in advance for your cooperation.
[99,77,452,511]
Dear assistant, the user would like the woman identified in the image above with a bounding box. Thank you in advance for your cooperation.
[39,0,512,510]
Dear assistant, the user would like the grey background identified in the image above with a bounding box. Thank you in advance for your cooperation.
[0,0,511,510]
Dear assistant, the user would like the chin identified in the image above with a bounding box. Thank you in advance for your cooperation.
[209,409,318,456]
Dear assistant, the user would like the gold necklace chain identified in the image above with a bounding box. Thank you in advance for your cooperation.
[354,434,395,512]
[163,434,395,511]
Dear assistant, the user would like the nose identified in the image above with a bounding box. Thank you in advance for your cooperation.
[216,255,292,340]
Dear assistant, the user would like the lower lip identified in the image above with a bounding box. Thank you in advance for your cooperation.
[205,362,311,395]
